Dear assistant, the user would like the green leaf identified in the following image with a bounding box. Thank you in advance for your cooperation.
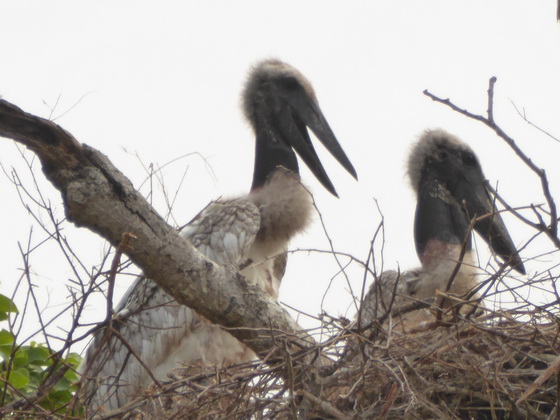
[0,294,18,314]
[63,368,79,383]
[11,348,29,368]
[27,364,45,376]
[0,329,14,358]
[52,376,71,392]
[0,329,14,345]
[8,367,29,389]
[27,346,51,365]
[42,389,73,410]
[65,352,82,368]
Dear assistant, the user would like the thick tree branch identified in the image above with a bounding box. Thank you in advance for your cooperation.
[0,99,317,371]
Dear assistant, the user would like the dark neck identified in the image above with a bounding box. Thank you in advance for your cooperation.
[414,175,472,260]
[250,122,299,191]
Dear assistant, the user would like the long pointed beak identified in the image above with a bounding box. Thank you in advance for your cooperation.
[454,169,526,274]
[299,100,358,180]
[414,174,472,263]
[275,94,357,197]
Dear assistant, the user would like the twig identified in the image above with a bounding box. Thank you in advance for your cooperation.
[510,100,560,144]
[487,76,497,121]
[105,232,137,325]
[436,218,475,322]
[300,389,351,420]
[424,78,560,249]
[517,354,560,404]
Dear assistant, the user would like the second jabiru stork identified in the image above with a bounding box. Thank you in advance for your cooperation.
[79,59,357,414]
[360,129,524,329]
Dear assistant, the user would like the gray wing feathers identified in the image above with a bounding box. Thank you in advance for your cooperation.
[358,270,421,327]
[81,199,261,413]
[80,278,194,410]
[183,199,260,265]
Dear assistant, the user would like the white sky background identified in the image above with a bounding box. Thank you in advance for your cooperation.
[0,1,559,355]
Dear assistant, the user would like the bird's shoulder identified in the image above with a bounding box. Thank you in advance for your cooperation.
[359,269,423,322]
[376,269,422,294]
[181,198,261,265]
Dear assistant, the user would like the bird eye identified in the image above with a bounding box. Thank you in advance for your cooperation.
[438,150,448,160]
[462,152,477,166]
[279,77,300,91]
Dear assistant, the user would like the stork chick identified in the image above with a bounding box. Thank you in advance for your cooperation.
[79,59,357,415]
[360,129,524,330]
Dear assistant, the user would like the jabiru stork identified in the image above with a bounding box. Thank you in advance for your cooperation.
[360,129,524,329]
[79,59,357,413]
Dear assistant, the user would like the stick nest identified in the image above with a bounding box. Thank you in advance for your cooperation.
[104,307,559,419]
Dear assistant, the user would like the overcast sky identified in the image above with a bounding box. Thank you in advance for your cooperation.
[1,2,559,353]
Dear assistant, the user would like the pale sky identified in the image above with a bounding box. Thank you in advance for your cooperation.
[1,2,559,354]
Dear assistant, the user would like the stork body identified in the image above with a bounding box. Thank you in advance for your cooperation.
[360,129,524,328]
[80,59,356,414]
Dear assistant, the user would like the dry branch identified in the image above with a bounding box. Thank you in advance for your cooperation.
[423,78,560,249]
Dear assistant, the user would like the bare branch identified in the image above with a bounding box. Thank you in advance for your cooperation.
[424,78,560,249]
[487,76,497,121]
[510,100,560,144]
[105,232,136,326]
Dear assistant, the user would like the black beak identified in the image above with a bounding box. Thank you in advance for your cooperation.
[274,93,357,197]
[454,167,525,274]
[415,161,525,274]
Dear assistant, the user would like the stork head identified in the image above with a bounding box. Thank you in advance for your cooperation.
[408,129,525,274]
[242,59,357,197]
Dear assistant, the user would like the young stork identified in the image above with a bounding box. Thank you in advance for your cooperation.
[360,129,524,329]
[80,59,357,414]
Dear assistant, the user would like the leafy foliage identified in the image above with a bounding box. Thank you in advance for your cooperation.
[0,294,82,415]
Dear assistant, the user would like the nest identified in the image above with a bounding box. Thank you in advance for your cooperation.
[334,311,560,419]
[98,305,560,420]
